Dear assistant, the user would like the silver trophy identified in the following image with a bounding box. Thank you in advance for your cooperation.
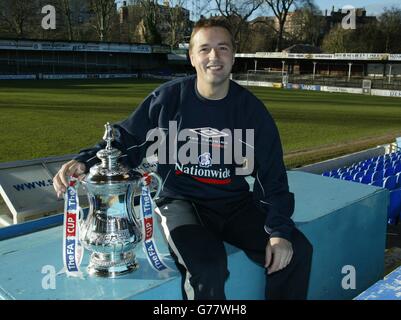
[79,122,162,277]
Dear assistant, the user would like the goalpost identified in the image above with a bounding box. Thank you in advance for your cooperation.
[246,69,288,86]
[362,79,372,95]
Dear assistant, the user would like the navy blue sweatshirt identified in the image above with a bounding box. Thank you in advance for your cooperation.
[74,75,295,241]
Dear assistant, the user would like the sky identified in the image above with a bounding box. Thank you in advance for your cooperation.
[314,0,400,15]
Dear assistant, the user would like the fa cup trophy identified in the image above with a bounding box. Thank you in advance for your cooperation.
[79,123,162,277]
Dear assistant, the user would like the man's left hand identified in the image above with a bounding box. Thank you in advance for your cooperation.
[265,237,293,274]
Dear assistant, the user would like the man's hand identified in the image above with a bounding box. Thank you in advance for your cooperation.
[53,160,86,198]
[265,237,293,274]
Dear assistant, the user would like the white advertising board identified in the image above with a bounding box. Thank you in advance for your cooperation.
[0,155,159,225]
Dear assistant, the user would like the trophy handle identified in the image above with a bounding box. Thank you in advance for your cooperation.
[146,172,162,200]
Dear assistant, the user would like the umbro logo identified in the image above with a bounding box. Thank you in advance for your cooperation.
[189,127,229,138]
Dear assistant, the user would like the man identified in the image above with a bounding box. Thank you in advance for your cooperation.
[53,17,313,300]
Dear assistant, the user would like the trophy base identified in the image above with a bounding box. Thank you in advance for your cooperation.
[87,251,139,278]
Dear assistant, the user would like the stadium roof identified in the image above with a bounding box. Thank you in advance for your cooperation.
[0,39,171,54]
[235,52,401,62]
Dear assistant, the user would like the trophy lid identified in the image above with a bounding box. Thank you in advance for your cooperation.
[84,123,134,186]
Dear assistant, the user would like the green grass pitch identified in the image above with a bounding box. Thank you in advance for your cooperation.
[1,78,401,168]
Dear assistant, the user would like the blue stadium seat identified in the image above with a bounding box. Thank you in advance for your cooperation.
[367,163,376,170]
[384,163,393,170]
[389,189,401,225]
[371,171,384,183]
[384,168,395,178]
[353,172,364,181]
[336,168,345,174]
[384,175,397,190]
[396,172,401,188]
[365,167,375,174]
[361,174,373,184]
[393,163,401,174]
[329,170,337,177]
[371,179,384,188]
[322,171,330,177]
[349,169,359,176]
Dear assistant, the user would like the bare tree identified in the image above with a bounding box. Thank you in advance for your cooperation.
[164,0,191,48]
[88,0,118,41]
[213,0,263,52]
[321,24,350,53]
[137,0,162,44]
[322,7,401,54]
[117,2,145,43]
[0,0,38,38]
[263,0,303,51]
[35,0,87,41]
[55,0,74,40]
[194,0,211,21]
[379,7,401,53]
[291,0,324,46]
[242,17,276,52]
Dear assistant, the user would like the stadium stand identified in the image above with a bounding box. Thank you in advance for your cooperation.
[321,151,401,224]
[234,53,401,91]
[0,39,172,78]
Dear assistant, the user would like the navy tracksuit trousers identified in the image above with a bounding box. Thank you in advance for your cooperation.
[155,193,313,300]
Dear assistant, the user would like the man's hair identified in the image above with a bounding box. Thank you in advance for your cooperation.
[189,17,236,52]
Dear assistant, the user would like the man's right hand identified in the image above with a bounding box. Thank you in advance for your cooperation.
[53,160,86,198]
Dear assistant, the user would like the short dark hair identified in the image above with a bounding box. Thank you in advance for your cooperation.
[189,17,236,52]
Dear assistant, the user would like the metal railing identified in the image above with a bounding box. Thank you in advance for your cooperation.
[232,72,401,91]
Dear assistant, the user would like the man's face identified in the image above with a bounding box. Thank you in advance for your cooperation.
[189,27,235,88]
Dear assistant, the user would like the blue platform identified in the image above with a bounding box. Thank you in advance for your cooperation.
[0,171,389,300]
[288,172,388,300]
[354,265,401,300]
